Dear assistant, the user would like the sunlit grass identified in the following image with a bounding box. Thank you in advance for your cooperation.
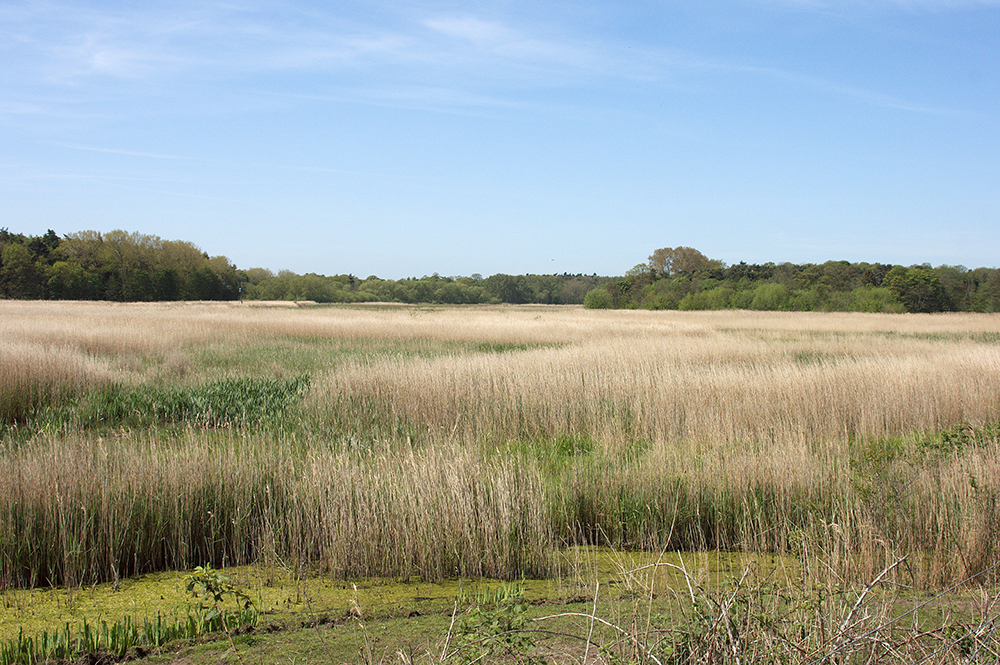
[2,301,999,596]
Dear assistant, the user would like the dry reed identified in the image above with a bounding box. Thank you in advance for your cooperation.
[0,433,550,588]
[2,301,999,590]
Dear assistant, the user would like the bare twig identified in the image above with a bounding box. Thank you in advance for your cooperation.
[838,555,908,637]
[438,600,458,663]
[532,611,663,665]
[583,581,598,664]
[806,558,1000,665]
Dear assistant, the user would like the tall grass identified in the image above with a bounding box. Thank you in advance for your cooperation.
[0,434,550,589]
[2,301,1000,591]
[544,427,1000,587]
[310,326,1000,446]
[0,340,115,423]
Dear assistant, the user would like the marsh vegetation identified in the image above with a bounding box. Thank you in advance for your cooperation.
[2,301,999,662]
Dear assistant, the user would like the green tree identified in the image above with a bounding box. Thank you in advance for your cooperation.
[59,231,105,273]
[1,242,43,299]
[40,229,61,253]
[648,246,723,277]
[885,266,946,313]
[970,268,1000,312]
[935,265,973,311]
[557,277,594,304]
[750,283,791,310]
[848,285,904,313]
[152,268,181,300]
[484,274,530,303]
[46,260,94,300]
[101,229,158,300]
[583,287,613,309]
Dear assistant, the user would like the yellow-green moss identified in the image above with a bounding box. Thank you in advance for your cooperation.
[0,548,789,644]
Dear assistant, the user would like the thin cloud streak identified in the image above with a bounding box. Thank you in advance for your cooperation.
[4,1,996,276]
[759,0,1000,10]
[736,64,966,116]
[6,2,958,120]
[49,142,187,160]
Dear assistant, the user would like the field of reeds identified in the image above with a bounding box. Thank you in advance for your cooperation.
[2,300,1000,598]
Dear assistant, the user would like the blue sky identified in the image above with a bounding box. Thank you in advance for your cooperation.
[2,0,998,278]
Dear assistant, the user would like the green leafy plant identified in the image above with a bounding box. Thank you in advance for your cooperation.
[446,583,543,664]
[184,564,257,630]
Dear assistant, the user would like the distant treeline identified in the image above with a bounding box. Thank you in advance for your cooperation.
[0,228,241,301]
[0,228,608,305]
[241,268,608,305]
[3,230,998,312]
[583,246,1000,313]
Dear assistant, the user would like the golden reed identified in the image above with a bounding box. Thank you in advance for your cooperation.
[2,301,998,588]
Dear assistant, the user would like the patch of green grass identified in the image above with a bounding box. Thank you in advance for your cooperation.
[915,420,1000,456]
[0,551,778,663]
[61,375,311,431]
[188,338,360,377]
[8,551,984,665]
[969,331,1000,344]
[792,350,827,365]
[498,434,596,473]
[470,342,550,354]
[187,337,546,380]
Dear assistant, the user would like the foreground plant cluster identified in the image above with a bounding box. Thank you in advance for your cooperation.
[1,301,999,663]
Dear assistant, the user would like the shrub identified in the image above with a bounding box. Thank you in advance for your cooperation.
[750,283,790,310]
[583,288,613,309]
[849,285,905,313]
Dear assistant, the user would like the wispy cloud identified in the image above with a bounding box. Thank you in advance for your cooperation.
[50,142,186,160]
[758,0,1000,10]
[423,17,513,45]
[0,0,981,123]
[736,64,963,115]
[422,15,600,74]
[257,84,533,115]
[1,3,677,108]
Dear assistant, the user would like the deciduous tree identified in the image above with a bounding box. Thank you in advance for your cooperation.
[648,247,723,277]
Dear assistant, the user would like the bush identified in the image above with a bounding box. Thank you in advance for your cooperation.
[679,286,732,310]
[750,283,790,311]
[849,285,905,313]
[583,288,613,309]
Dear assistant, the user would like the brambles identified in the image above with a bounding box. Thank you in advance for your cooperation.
[527,558,1000,665]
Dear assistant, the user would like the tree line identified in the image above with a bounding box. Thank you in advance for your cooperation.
[582,246,1000,313]
[3,230,998,312]
[240,269,607,305]
[0,228,241,301]
[0,228,608,305]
